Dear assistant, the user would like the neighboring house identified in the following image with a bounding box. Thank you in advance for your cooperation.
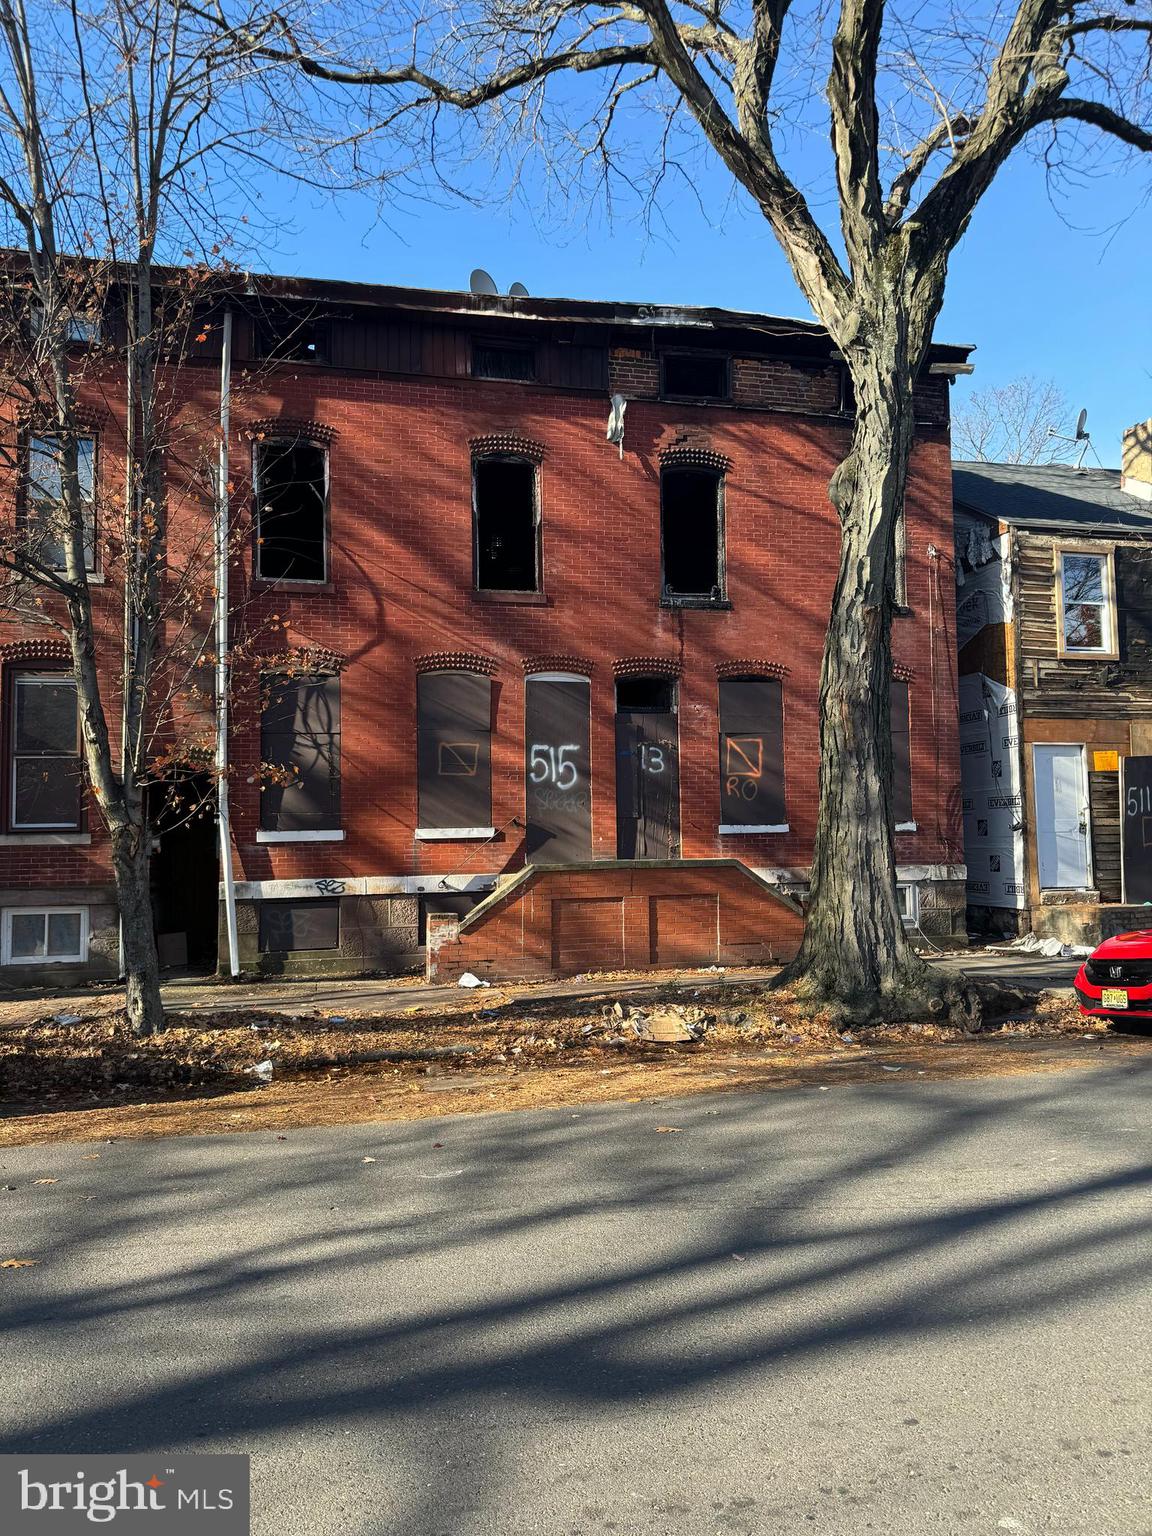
[1,269,972,982]
[954,425,1152,941]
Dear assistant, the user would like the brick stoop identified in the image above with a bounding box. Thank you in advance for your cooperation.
[425,859,805,983]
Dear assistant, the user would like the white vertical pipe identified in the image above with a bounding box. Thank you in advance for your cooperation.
[215,308,239,976]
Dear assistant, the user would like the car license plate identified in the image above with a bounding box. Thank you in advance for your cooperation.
[1101,987,1129,1009]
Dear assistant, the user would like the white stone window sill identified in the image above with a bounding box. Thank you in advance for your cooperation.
[255,830,345,843]
[895,821,918,833]
[718,824,790,835]
[416,827,496,841]
[0,832,90,845]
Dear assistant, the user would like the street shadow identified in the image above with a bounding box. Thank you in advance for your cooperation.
[0,1060,1149,1533]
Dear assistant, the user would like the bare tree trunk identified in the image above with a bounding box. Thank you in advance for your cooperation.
[780,331,977,1026]
[111,820,164,1034]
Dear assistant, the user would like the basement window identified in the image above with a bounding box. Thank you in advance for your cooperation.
[255,438,328,583]
[474,456,540,592]
[662,353,730,401]
[473,342,536,382]
[258,899,340,952]
[1,906,88,965]
[661,467,724,602]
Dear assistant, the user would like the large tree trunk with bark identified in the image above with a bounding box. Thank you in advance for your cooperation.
[778,323,977,1026]
[111,821,164,1036]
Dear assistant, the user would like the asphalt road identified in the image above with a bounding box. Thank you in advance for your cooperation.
[1,1063,1149,1535]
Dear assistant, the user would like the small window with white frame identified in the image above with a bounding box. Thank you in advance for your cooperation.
[1057,548,1116,657]
[2,906,88,965]
[896,882,919,926]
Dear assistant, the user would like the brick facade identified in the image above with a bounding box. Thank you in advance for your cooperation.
[0,277,969,980]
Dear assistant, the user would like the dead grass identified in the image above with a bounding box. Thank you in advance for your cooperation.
[0,976,1142,1147]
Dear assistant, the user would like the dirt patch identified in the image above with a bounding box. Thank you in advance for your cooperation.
[0,977,1144,1146]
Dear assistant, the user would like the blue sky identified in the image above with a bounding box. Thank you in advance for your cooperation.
[264,140,1151,469]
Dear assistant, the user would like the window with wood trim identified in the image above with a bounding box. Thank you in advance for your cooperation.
[661,353,730,401]
[718,677,785,828]
[6,671,83,831]
[472,341,536,382]
[259,674,341,832]
[1057,548,1116,656]
[252,304,328,364]
[417,672,493,831]
[254,437,328,583]
[21,434,96,570]
[661,467,724,602]
[890,678,913,827]
[473,456,540,592]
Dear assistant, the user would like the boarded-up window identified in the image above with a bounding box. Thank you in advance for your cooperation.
[525,675,592,862]
[260,674,341,832]
[891,678,913,826]
[8,672,83,831]
[258,899,340,952]
[255,439,327,582]
[417,672,493,830]
[474,458,539,591]
[718,678,785,827]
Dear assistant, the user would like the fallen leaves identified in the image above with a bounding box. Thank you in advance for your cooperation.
[1,1258,39,1269]
[654,1126,682,1134]
[32,1178,58,1185]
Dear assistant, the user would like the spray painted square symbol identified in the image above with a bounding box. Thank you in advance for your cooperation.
[724,736,763,779]
[439,741,479,776]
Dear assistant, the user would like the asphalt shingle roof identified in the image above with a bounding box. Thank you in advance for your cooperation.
[953,461,1152,533]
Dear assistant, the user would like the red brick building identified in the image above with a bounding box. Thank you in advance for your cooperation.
[0,274,970,981]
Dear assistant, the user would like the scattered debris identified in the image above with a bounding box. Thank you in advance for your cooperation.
[1,1258,39,1269]
[32,1178,58,1185]
[244,1061,274,1082]
[53,1014,82,1026]
[457,973,489,989]
[654,1125,682,1133]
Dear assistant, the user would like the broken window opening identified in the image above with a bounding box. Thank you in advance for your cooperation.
[473,342,536,382]
[22,434,96,571]
[253,305,328,365]
[474,456,540,592]
[661,467,724,601]
[615,676,676,713]
[662,353,730,401]
[255,438,328,583]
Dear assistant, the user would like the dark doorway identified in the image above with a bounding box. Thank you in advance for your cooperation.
[149,774,219,971]
[615,677,680,859]
[525,674,592,862]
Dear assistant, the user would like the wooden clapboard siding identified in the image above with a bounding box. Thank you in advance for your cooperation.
[1017,529,1152,718]
[1089,770,1122,901]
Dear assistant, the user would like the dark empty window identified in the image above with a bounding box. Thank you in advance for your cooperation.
[260,674,341,832]
[7,671,83,831]
[662,353,730,400]
[615,676,675,712]
[474,457,539,592]
[255,438,327,582]
[253,307,327,364]
[258,899,340,952]
[718,677,785,827]
[890,678,913,826]
[661,468,723,600]
[473,343,535,382]
[417,672,493,830]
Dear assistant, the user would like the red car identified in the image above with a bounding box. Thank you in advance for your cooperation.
[1074,930,1152,1020]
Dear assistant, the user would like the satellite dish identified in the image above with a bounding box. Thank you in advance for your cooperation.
[1075,407,1089,441]
[469,268,498,296]
[508,281,529,298]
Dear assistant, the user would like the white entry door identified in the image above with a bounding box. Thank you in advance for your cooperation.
[1033,744,1091,889]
